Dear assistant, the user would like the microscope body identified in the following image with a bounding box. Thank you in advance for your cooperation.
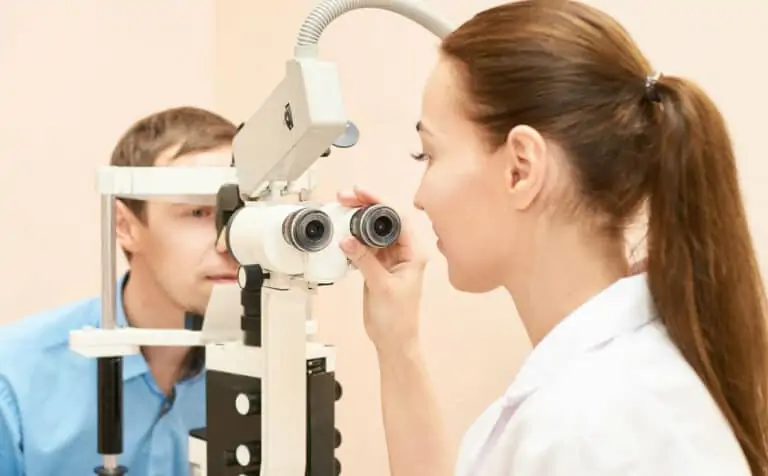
[225,199,402,285]
[187,266,341,476]
[186,181,401,476]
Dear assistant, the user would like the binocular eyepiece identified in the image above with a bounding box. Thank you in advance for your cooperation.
[282,208,334,253]
[281,204,402,253]
[349,204,401,248]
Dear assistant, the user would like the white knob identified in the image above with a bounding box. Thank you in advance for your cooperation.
[235,444,252,466]
[235,393,252,415]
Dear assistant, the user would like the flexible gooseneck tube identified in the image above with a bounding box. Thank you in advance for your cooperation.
[295,0,454,52]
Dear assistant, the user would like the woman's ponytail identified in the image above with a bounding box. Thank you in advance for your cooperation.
[646,74,768,475]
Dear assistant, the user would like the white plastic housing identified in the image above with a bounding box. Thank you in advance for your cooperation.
[258,278,311,475]
[205,340,336,380]
[97,165,237,204]
[226,201,361,284]
[226,202,334,275]
[68,323,319,359]
[189,435,206,476]
[321,201,359,240]
[303,202,360,283]
[232,56,348,198]
[303,237,349,284]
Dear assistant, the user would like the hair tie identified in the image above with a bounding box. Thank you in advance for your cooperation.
[644,71,663,103]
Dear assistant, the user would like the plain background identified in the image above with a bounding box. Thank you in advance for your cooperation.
[2,1,767,475]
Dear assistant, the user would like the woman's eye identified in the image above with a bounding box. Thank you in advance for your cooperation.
[410,152,429,162]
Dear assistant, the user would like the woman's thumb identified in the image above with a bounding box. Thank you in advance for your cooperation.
[340,237,388,285]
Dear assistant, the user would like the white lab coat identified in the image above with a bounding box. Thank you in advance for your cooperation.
[455,273,751,476]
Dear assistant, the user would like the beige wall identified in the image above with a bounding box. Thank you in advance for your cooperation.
[1,1,767,475]
[0,1,217,318]
[216,1,768,475]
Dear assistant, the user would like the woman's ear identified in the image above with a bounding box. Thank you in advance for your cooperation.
[115,200,143,256]
[503,125,549,210]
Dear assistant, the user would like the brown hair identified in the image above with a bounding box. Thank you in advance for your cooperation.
[110,106,237,219]
[442,1,768,473]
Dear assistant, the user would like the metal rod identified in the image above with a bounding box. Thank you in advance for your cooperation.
[101,194,116,330]
[101,455,118,470]
[97,194,123,474]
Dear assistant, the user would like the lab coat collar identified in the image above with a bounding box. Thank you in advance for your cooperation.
[503,273,657,407]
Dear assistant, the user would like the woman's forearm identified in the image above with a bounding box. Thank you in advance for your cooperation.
[376,343,452,476]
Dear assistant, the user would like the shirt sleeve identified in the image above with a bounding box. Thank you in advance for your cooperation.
[0,377,24,476]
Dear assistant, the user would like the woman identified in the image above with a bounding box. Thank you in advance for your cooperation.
[337,1,768,475]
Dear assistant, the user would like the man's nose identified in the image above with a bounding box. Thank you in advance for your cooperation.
[215,229,229,254]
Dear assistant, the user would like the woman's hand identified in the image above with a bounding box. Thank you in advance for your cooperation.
[337,186,428,352]
[338,188,450,476]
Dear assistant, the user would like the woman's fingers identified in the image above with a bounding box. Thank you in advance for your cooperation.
[336,185,384,207]
[352,185,384,205]
[336,190,365,208]
[340,237,390,288]
[336,186,424,262]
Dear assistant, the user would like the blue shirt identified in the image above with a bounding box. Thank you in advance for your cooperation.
[0,275,206,476]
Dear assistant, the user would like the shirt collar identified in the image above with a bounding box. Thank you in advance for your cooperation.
[503,273,657,405]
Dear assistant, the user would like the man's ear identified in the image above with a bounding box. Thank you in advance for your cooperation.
[502,125,549,211]
[115,200,144,256]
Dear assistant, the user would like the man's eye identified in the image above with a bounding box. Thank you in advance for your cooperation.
[190,208,210,218]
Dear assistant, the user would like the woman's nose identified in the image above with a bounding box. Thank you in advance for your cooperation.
[412,193,425,212]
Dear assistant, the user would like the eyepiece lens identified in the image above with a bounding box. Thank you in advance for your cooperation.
[373,216,393,237]
[305,220,325,241]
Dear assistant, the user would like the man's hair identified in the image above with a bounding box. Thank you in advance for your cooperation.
[110,106,237,220]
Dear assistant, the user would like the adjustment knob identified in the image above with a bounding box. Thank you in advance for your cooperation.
[334,380,343,401]
[235,393,260,416]
[235,442,260,466]
[334,457,342,475]
[239,265,266,290]
[334,428,342,448]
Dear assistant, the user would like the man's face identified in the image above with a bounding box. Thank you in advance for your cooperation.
[117,146,239,316]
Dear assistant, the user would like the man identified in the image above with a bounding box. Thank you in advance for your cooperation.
[0,106,239,476]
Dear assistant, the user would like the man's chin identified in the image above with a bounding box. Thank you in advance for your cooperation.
[186,294,211,318]
[187,278,238,317]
